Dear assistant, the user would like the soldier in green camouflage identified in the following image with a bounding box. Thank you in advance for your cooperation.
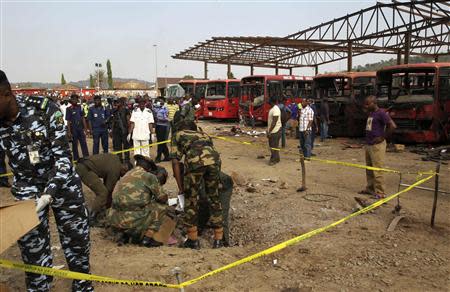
[106,155,169,247]
[171,120,224,249]
[179,94,197,123]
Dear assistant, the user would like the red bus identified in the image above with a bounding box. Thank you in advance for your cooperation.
[179,79,208,118]
[377,62,450,143]
[314,72,376,137]
[239,75,313,123]
[203,79,241,119]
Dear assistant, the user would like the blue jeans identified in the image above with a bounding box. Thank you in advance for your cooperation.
[299,131,312,158]
[320,121,329,141]
[92,130,108,155]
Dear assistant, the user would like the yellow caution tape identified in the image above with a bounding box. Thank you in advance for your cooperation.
[0,174,434,289]
[111,140,171,155]
[177,173,434,287]
[0,259,181,288]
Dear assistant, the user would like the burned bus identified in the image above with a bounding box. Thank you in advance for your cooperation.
[313,72,376,137]
[179,79,208,118]
[239,75,313,124]
[377,63,450,143]
[203,79,241,120]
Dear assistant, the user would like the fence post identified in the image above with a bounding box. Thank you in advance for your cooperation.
[430,161,441,228]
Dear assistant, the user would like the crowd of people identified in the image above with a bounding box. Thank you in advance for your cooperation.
[0,70,232,291]
[0,68,396,291]
[266,95,330,165]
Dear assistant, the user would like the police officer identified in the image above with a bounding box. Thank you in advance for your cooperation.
[111,98,131,165]
[88,95,110,155]
[66,94,89,161]
[0,70,93,291]
[171,120,224,249]
[0,149,10,187]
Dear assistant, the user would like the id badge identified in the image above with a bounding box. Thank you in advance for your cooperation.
[27,145,41,165]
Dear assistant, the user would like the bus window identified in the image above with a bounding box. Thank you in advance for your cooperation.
[267,81,282,100]
[228,83,240,99]
[439,67,450,100]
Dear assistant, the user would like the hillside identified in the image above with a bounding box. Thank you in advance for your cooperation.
[353,55,450,72]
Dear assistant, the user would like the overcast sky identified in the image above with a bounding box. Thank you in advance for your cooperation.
[1,0,393,83]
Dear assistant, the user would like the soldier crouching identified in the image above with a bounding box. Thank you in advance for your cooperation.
[0,70,93,291]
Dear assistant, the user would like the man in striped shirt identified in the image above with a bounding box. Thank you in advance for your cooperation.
[298,98,314,158]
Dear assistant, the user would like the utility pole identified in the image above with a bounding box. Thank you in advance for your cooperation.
[95,63,102,91]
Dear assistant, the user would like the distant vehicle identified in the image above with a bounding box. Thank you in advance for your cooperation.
[203,79,241,120]
[377,62,450,143]
[313,71,376,137]
[179,79,208,118]
[239,75,313,124]
[165,84,185,99]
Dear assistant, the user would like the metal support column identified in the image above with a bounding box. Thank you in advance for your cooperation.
[227,61,231,78]
[347,42,353,72]
[435,55,439,62]
[250,65,254,75]
[397,50,402,65]
[404,32,411,64]
[315,66,319,76]
[204,61,208,80]
[289,68,293,75]
[275,64,279,75]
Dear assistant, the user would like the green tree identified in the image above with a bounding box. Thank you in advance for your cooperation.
[61,73,66,85]
[227,71,235,79]
[89,74,95,88]
[107,59,113,89]
[182,75,194,79]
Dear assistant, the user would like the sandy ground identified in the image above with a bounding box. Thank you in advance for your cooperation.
[1,120,449,292]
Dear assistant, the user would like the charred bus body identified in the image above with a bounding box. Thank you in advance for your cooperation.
[313,72,376,137]
[377,63,450,144]
[179,79,208,118]
[239,75,313,124]
[204,79,241,120]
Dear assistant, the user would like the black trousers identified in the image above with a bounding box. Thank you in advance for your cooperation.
[155,124,170,160]
[112,131,130,163]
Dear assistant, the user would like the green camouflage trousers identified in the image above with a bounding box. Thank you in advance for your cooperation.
[183,164,222,228]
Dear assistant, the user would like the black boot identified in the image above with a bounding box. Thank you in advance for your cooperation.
[212,239,224,249]
[182,238,200,250]
[141,236,163,248]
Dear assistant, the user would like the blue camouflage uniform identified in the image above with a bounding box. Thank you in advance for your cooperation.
[0,149,8,185]
[0,95,93,291]
[66,104,89,160]
[88,106,110,154]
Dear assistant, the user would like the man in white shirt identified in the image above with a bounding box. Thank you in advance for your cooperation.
[298,98,314,158]
[267,96,282,165]
[129,98,154,157]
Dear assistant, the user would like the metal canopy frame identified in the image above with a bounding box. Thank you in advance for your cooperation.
[172,0,450,74]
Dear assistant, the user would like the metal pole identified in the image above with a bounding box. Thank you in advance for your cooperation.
[434,55,439,62]
[171,267,185,292]
[250,65,254,75]
[275,63,279,75]
[431,161,441,228]
[227,60,231,78]
[204,61,208,79]
[347,41,353,72]
[314,66,319,76]
[153,44,158,93]
[404,32,411,64]
[289,68,293,75]
[397,50,402,65]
